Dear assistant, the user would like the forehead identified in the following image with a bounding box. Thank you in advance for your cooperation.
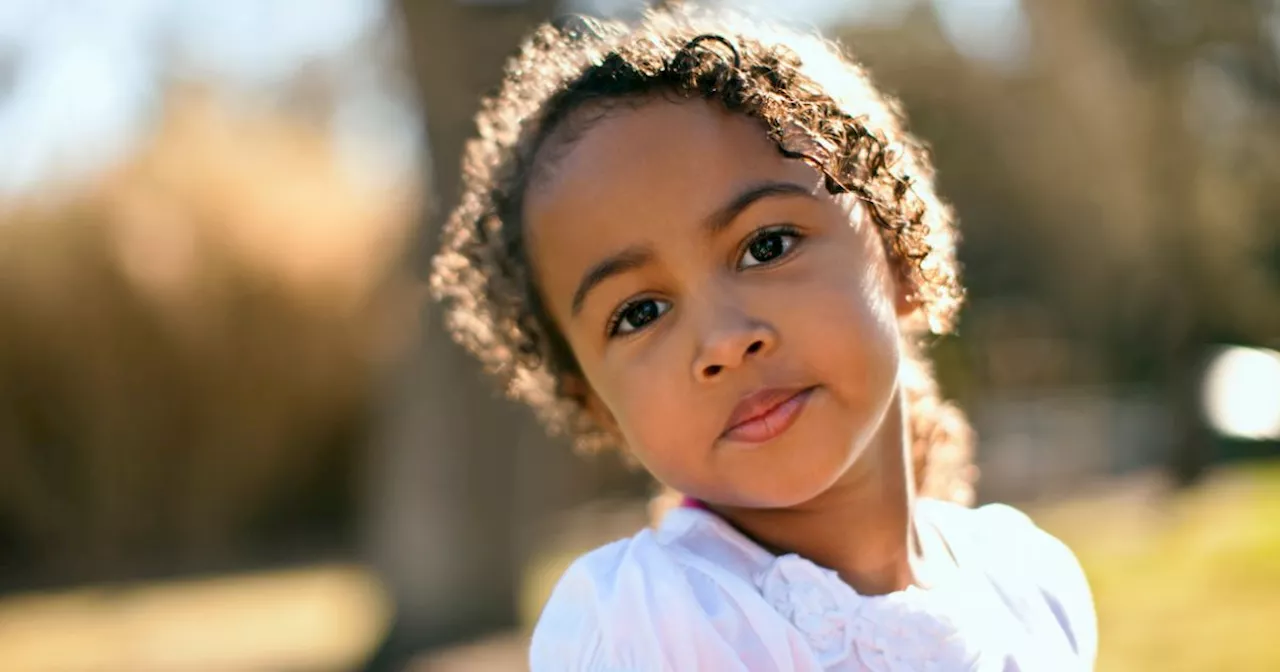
[524,99,821,266]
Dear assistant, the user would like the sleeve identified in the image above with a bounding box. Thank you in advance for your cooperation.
[528,543,665,672]
[1030,522,1098,667]
[984,504,1099,667]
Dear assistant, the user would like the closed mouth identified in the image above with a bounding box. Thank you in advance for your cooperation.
[720,386,817,444]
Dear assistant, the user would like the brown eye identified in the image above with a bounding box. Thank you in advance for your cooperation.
[608,298,671,336]
[738,226,801,269]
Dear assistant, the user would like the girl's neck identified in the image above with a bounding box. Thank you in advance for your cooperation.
[709,391,926,596]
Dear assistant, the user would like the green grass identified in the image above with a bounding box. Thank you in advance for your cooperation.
[1032,462,1280,671]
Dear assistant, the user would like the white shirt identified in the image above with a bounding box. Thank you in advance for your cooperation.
[530,499,1097,671]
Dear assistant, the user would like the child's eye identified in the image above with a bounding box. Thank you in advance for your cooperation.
[738,226,802,269]
[607,297,672,337]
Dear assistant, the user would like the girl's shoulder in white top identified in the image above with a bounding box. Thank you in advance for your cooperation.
[529,499,1097,671]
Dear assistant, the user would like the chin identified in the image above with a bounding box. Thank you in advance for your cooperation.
[725,438,859,509]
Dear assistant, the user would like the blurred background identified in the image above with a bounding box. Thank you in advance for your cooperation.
[0,0,1276,670]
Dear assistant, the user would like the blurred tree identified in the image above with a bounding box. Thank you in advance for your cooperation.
[0,92,413,585]
[836,0,1280,488]
[1092,0,1280,484]
[363,1,596,669]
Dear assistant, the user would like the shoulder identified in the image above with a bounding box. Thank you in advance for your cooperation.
[969,502,1092,601]
[528,519,750,671]
[528,534,657,671]
[929,500,1098,665]
[537,521,705,603]
[927,499,1082,578]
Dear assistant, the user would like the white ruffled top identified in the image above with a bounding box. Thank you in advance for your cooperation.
[530,499,1097,671]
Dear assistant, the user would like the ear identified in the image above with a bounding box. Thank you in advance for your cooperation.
[892,265,923,319]
[849,196,921,321]
[560,372,620,436]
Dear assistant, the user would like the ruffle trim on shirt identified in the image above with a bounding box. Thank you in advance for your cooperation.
[754,553,989,670]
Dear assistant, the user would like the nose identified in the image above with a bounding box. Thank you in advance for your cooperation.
[691,305,778,383]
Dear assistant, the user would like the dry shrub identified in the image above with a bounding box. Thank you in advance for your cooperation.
[0,91,420,578]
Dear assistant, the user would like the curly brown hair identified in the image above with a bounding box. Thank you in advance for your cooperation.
[431,6,976,505]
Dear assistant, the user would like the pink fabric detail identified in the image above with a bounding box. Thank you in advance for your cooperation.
[680,496,708,510]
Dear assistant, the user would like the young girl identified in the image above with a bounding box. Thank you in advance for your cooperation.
[432,6,1097,670]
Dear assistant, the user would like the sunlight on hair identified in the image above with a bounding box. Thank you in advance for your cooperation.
[1202,346,1280,440]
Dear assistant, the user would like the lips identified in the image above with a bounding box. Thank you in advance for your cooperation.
[721,386,816,444]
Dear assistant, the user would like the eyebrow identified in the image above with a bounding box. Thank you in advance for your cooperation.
[568,180,816,317]
[571,245,654,316]
[702,180,816,236]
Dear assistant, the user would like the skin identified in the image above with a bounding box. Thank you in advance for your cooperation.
[525,98,951,595]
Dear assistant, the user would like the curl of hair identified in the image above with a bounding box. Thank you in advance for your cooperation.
[431,6,974,504]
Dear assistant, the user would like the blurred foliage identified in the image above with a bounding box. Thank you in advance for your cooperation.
[834,0,1280,389]
[830,0,1280,489]
[0,91,419,583]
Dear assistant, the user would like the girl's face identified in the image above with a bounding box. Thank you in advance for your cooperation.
[525,99,909,508]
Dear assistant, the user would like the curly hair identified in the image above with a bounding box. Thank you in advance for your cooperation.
[431,6,976,505]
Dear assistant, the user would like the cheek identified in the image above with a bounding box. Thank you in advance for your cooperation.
[592,343,709,474]
[794,282,898,371]
[784,245,902,393]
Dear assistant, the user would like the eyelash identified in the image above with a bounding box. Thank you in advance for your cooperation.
[605,295,668,338]
[604,224,805,339]
[738,224,803,269]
